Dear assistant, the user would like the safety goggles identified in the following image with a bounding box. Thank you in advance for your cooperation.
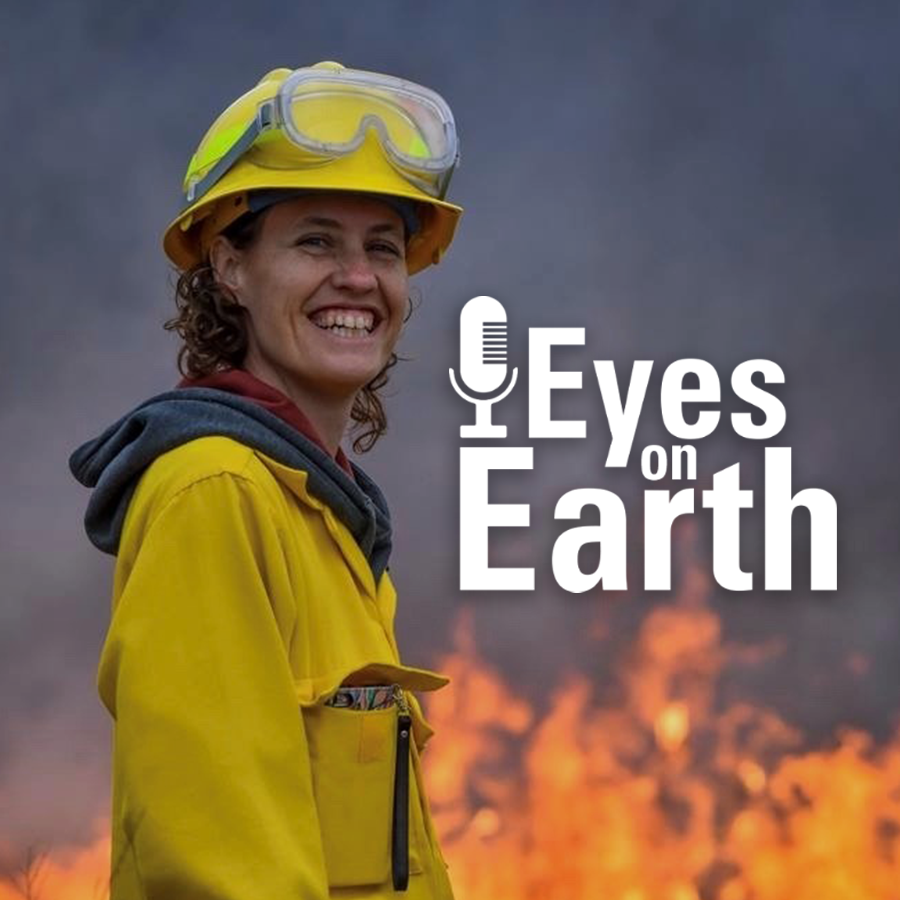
[185,66,459,205]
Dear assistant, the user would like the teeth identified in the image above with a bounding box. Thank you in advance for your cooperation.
[311,308,376,333]
[312,322,373,338]
[331,326,365,338]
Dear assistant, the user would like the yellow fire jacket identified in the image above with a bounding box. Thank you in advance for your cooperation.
[97,435,455,899]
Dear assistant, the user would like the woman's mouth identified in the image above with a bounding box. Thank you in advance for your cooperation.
[309,307,377,338]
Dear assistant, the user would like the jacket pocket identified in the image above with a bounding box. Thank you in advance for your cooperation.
[303,692,429,888]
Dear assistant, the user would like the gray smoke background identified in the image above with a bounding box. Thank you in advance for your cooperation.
[1,0,899,856]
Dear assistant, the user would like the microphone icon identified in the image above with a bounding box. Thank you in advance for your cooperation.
[449,295,518,438]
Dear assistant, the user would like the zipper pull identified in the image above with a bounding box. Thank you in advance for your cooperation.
[392,684,411,891]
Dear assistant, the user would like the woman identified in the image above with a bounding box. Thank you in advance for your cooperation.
[70,62,462,899]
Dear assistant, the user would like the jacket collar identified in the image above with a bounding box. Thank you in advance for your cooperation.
[69,387,392,583]
[176,367,356,477]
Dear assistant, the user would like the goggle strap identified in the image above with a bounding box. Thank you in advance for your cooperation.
[184,101,277,204]
[435,162,456,201]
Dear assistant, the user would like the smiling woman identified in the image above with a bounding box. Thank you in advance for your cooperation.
[69,62,462,900]
[207,194,411,453]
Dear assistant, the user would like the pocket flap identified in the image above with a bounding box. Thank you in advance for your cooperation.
[296,661,450,707]
[344,662,450,693]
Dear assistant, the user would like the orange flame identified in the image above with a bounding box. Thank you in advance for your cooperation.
[5,581,900,898]
[0,827,109,900]
[422,595,900,898]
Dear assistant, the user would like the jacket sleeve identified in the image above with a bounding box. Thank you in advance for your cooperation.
[98,469,330,899]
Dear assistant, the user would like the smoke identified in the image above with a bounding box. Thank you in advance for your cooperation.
[1,0,899,852]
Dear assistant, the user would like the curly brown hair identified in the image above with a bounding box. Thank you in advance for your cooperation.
[163,208,409,454]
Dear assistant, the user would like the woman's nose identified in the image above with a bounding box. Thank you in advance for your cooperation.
[330,251,379,293]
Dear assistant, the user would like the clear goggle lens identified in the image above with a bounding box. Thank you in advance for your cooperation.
[185,67,458,204]
[282,74,455,166]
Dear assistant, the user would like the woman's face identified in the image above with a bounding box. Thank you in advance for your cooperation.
[214,193,409,404]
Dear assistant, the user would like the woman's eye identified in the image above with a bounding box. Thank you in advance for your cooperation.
[296,235,331,249]
[369,241,403,257]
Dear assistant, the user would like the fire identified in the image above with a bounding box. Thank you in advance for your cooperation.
[655,702,691,753]
[422,592,900,898]
[5,577,899,897]
[0,828,109,900]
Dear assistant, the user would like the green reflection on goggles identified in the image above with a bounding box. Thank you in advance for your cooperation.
[185,99,443,206]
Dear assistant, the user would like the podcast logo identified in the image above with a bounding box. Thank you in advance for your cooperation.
[449,295,518,438]
[451,296,838,595]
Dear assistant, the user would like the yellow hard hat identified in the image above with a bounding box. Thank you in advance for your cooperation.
[162,63,463,275]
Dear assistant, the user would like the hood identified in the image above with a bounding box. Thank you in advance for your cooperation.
[69,387,392,582]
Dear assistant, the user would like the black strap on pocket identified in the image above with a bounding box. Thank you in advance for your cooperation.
[392,708,412,891]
